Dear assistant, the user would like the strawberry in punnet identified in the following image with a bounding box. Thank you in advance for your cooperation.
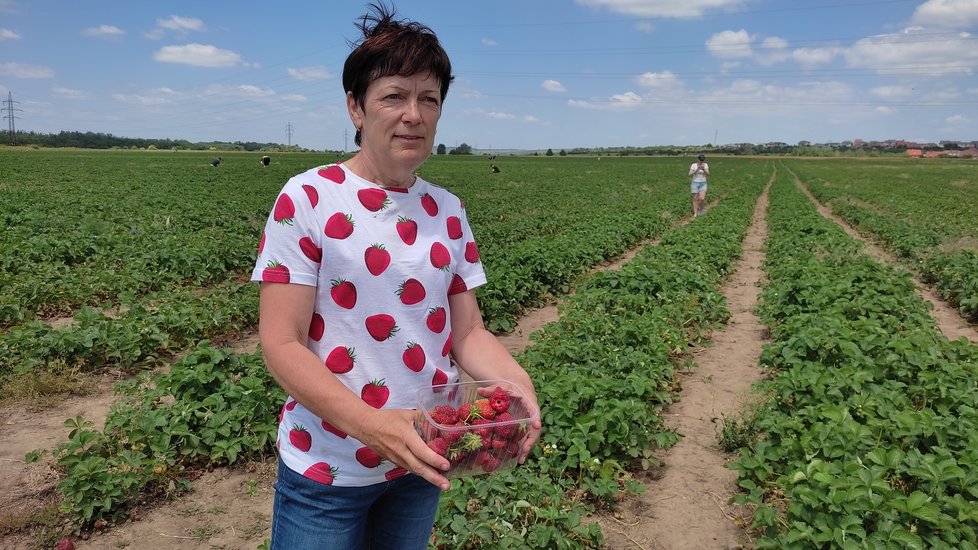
[262,261,290,283]
[402,342,425,372]
[365,314,398,341]
[429,242,451,270]
[447,433,484,462]
[330,279,357,309]
[299,236,323,263]
[309,312,325,341]
[440,424,465,445]
[325,346,355,373]
[361,379,389,408]
[489,386,511,414]
[431,368,448,387]
[427,437,449,457]
[471,419,493,445]
[430,404,458,425]
[274,193,296,225]
[289,424,312,452]
[386,467,408,480]
[456,402,472,423]
[396,216,417,245]
[318,165,346,183]
[480,453,503,473]
[426,306,446,333]
[397,278,426,305]
[357,188,390,212]
[355,446,384,468]
[464,241,479,263]
[446,216,463,239]
[304,462,338,485]
[322,420,347,438]
[325,212,355,239]
[420,193,438,216]
[302,184,319,208]
[364,243,391,275]
[471,398,496,420]
[493,412,517,438]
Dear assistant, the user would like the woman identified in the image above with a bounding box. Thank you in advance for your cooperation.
[688,153,709,217]
[252,4,541,549]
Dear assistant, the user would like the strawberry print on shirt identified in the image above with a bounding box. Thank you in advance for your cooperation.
[251,163,486,487]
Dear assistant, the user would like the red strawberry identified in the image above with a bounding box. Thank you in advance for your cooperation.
[402,342,426,372]
[464,241,479,263]
[427,437,449,457]
[322,420,347,438]
[365,314,398,341]
[441,332,453,357]
[421,193,438,216]
[456,403,472,422]
[325,346,355,373]
[258,232,266,254]
[262,261,290,283]
[358,188,390,212]
[440,424,465,445]
[364,244,391,276]
[430,242,451,270]
[56,538,75,550]
[302,184,319,208]
[330,279,357,309]
[449,274,467,294]
[299,236,322,263]
[397,278,426,305]
[386,467,408,480]
[489,387,511,414]
[430,405,458,425]
[471,399,496,420]
[308,313,325,341]
[494,412,516,438]
[481,454,503,473]
[446,216,462,239]
[318,165,346,183]
[361,379,390,408]
[355,446,384,468]
[325,212,354,239]
[431,368,448,388]
[304,462,338,485]
[396,216,417,245]
[426,307,447,333]
[289,424,312,452]
[274,194,296,225]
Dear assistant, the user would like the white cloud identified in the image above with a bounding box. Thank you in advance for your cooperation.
[912,0,978,28]
[288,66,330,81]
[157,15,205,32]
[112,92,175,106]
[154,44,245,68]
[487,111,516,120]
[870,85,913,99]
[203,84,276,99]
[845,27,978,75]
[0,61,54,78]
[635,22,655,33]
[875,106,896,115]
[52,85,93,99]
[792,47,841,68]
[945,114,969,124]
[575,0,746,18]
[542,79,566,92]
[282,94,307,102]
[0,28,20,40]
[81,24,125,38]
[636,70,681,89]
[707,29,754,59]
[609,91,644,108]
[523,115,540,123]
[755,36,789,66]
[482,38,498,46]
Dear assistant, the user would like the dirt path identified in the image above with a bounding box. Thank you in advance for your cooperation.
[792,174,978,344]
[596,177,772,550]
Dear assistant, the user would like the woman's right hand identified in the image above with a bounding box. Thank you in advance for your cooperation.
[356,408,452,490]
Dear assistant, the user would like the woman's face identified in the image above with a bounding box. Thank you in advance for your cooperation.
[348,72,442,173]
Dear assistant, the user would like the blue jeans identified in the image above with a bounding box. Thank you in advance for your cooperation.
[270,459,442,550]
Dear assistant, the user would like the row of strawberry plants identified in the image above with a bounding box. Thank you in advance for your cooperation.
[728,169,978,548]
[34,161,769,546]
[784,160,978,322]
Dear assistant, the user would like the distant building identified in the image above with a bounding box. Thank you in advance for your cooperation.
[907,148,923,157]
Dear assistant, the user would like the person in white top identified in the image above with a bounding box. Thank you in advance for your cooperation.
[688,154,710,217]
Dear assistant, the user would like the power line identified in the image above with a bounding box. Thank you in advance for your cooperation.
[3,92,23,146]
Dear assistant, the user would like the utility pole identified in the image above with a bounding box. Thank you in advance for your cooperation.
[344,128,348,153]
[286,122,294,148]
[3,92,22,146]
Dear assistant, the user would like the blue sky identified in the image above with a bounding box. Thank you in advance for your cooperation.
[2,0,977,151]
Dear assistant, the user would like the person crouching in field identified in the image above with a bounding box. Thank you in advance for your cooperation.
[688,154,709,217]
[261,155,271,167]
[210,157,222,167]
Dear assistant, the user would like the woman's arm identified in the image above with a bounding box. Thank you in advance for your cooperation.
[258,282,451,489]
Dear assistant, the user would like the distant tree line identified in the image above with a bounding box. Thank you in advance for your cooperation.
[9,130,308,152]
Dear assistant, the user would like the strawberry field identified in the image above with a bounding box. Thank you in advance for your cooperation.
[1,149,976,549]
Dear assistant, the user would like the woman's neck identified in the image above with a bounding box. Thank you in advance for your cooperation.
[344,153,416,189]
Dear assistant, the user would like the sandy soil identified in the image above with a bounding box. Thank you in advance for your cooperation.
[3,174,976,549]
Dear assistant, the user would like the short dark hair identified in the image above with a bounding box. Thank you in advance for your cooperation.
[343,3,454,146]
[697,154,705,161]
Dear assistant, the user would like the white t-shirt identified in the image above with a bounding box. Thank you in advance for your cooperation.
[689,162,709,184]
[252,163,487,486]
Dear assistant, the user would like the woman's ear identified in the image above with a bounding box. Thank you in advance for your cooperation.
[346,92,363,130]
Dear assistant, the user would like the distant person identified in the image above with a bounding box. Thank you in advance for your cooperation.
[261,155,271,167]
[210,157,222,167]
[688,154,709,217]
[490,163,500,173]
